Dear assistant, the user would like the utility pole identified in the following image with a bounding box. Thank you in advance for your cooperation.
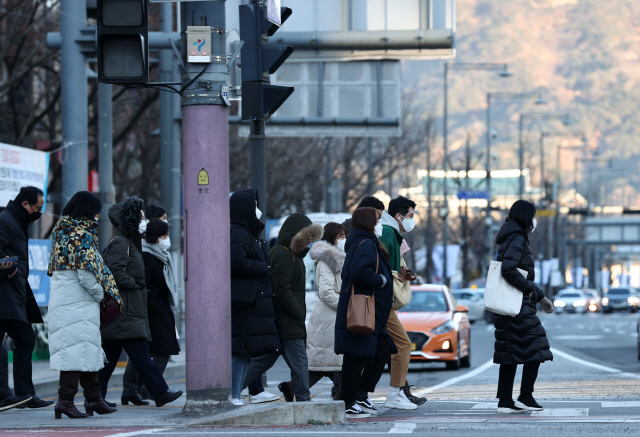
[98,83,113,250]
[159,2,174,215]
[60,0,88,202]
[179,1,231,411]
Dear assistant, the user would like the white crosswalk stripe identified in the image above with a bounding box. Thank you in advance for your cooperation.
[530,408,589,417]
[388,422,417,433]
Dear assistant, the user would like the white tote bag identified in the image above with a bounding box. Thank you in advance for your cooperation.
[484,261,528,317]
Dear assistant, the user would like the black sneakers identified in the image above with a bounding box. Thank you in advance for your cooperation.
[355,398,381,415]
[0,395,32,412]
[345,403,371,419]
[401,381,427,405]
[496,399,527,414]
[515,394,544,411]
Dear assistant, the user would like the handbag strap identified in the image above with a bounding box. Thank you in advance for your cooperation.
[349,239,378,298]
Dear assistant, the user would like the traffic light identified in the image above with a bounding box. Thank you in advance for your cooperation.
[97,0,148,84]
[239,4,294,120]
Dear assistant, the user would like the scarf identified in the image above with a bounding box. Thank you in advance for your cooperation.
[47,216,122,309]
[141,240,180,311]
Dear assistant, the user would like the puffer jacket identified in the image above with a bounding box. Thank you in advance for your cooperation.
[101,200,151,341]
[307,240,345,372]
[493,218,553,364]
[48,270,104,372]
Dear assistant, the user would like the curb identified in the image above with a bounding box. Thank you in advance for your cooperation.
[191,401,345,426]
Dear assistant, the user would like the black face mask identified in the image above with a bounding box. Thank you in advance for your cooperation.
[29,212,42,223]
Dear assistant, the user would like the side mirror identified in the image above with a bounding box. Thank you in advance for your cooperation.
[455,304,469,313]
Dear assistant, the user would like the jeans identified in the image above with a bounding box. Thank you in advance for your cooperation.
[341,334,390,408]
[282,338,311,401]
[0,344,12,399]
[0,320,36,396]
[231,354,252,399]
[58,371,101,400]
[122,353,170,397]
[99,339,169,400]
[497,362,541,400]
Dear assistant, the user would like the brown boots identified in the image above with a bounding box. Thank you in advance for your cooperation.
[84,396,117,416]
[54,399,89,419]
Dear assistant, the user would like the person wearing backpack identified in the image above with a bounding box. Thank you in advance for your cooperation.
[493,200,555,414]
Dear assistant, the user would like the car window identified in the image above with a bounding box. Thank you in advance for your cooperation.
[608,288,630,295]
[402,291,449,312]
[559,293,581,298]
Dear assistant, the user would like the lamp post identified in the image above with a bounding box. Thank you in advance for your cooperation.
[574,158,613,211]
[443,62,510,285]
[539,131,587,197]
[518,113,571,198]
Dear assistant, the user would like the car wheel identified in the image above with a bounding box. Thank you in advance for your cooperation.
[460,334,471,368]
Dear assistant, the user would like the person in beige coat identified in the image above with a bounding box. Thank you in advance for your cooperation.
[281,222,346,399]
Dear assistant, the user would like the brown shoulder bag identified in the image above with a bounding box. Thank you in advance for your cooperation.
[346,241,379,335]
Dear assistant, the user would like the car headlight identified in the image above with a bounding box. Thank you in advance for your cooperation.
[628,297,639,305]
[573,300,586,307]
[431,320,453,335]
[554,300,566,308]
[602,297,609,305]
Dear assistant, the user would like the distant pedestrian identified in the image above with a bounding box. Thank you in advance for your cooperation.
[47,191,120,419]
[335,207,397,419]
[493,200,555,414]
[0,186,52,409]
[121,218,181,403]
[98,197,182,408]
[145,205,167,222]
[229,189,282,406]
[341,196,385,236]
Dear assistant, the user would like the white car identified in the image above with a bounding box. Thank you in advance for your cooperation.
[554,289,588,314]
[452,288,485,323]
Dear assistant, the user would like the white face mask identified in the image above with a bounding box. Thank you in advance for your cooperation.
[374,223,383,237]
[336,239,346,252]
[256,208,262,220]
[158,237,171,251]
[399,215,415,233]
[138,218,148,235]
[530,218,537,234]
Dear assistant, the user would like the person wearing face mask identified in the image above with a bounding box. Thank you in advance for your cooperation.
[378,195,425,409]
[335,207,396,419]
[0,186,52,409]
[121,219,181,404]
[145,205,168,222]
[493,200,554,414]
[99,197,183,408]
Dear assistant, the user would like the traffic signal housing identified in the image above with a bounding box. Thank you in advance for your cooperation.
[240,4,294,120]
[97,0,149,84]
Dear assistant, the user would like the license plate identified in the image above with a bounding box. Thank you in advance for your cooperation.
[411,343,417,351]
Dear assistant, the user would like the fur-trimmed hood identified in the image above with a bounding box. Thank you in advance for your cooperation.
[109,197,144,240]
[309,240,345,273]
[290,223,323,254]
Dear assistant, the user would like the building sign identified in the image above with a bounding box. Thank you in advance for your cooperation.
[0,142,49,211]
[28,239,51,307]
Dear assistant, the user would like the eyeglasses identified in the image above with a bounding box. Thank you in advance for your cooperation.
[30,203,43,213]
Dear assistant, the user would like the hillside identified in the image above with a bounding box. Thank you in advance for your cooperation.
[403,0,640,205]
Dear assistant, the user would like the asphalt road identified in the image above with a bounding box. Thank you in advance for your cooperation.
[2,310,640,436]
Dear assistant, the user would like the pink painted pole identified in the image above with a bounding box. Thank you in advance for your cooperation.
[182,104,230,408]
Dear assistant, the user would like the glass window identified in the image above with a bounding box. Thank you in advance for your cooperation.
[402,291,449,312]
[608,288,630,295]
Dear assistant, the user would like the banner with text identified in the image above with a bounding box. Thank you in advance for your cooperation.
[28,239,51,307]
[0,142,49,210]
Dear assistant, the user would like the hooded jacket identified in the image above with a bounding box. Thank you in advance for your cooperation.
[230,189,281,356]
[101,199,151,341]
[269,213,322,339]
[492,218,552,365]
[379,211,404,272]
[0,199,43,323]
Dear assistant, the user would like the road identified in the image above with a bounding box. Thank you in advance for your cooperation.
[1,310,640,436]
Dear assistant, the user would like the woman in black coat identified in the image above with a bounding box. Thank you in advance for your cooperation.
[493,200,555,414]
[335,207,397,419]
[229,189,281,406]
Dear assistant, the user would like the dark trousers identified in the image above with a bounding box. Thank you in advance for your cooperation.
[0,320,35,396]
[248,376,264,397]
[243,353,279,394]
[497,362,541,400]
[99,339,168,400]
[58,371,101,401]
[0,344,12,399]
[122,353,170,397]
[341,335,390,408]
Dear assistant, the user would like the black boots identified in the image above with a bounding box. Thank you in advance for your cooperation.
[54,399,90,419]
[84,396,118,415]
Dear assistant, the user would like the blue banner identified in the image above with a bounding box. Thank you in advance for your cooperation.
[27,239,51,307]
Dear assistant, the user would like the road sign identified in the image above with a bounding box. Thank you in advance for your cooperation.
[537,209,557,217]
[457,190,490,200]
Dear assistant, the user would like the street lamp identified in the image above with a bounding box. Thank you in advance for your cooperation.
[442,62,511,285]
[539,131,588,197]
[518,113,571,198]
[574,158,613,209]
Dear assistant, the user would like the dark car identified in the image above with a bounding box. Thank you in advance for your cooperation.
[603,288,640,313]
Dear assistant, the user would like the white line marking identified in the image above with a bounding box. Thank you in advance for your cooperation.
[553,335,603,340]
[471,402,497,409]
[602,401,640,407]
[551,348,622,373]
[104,429,171,437]
[388,422,417,433]
[530,408,589,417]
[413,359,494,396]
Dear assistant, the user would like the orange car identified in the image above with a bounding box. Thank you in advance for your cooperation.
[397,284,471,370]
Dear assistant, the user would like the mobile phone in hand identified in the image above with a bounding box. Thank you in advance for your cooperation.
[1,256,18,263]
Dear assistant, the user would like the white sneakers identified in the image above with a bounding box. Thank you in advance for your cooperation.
[250,391,282,404]
[231,398,244,406]
[384,387,418,410]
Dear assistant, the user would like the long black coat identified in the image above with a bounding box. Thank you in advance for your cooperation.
[142,252,180,356]
[493,219,553,365]
[230,189,281,357]
[0,200,43,324]
[334,228,397,360]
[101,201,151,341]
